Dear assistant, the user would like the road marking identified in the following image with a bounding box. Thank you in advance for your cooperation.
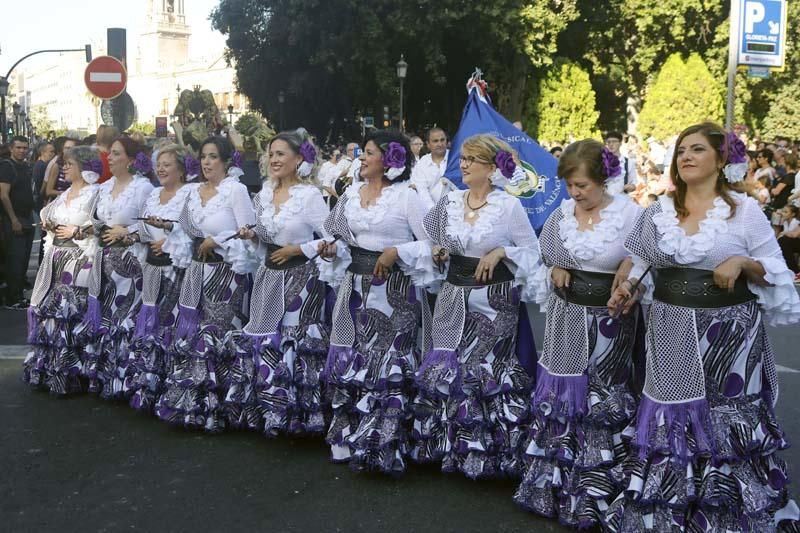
[777,364,800,374]
[0,346,28,359]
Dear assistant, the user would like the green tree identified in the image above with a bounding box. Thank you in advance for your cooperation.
[525,59,599,144]
[638,53,723,140]
[761,83,800,141]
[210,0,577,137]
[562,0,726,132]
[130,121,156,136]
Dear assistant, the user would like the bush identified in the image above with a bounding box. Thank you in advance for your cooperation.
[525,59,600,144]
[638,53,723,140]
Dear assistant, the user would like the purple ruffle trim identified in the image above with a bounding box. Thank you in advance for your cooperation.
[134,303,160,339]
[242,331,282,380]
[85,295,102,335]
[26,306,37,343]
[531,364,588,421]
[175,305,201,340]
[416,349,460,396]
[633,395,712,463]
[324,344,362,383]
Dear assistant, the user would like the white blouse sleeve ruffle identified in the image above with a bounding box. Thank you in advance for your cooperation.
[740,197,800,326]
[502,197,542,303]
[301,238,351,289]
[161,226,193,269]
[395,240,445,291]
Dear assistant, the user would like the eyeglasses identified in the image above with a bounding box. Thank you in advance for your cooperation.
[459,155,491,167]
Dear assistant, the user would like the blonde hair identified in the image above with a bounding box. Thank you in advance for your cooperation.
[156,143,192,181]
[96,124,120,149]
[460,134,517,164]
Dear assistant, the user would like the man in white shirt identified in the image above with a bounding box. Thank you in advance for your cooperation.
[318,148,341,201]
[411,128,452,211]
[603,131,638,195]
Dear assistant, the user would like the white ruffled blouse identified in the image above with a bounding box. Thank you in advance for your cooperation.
[532,194,644,307]
[42,184,98,259]
[396,189,541,300]
[182,177,258,273]
[139,185,196,269]
[94,175,154,232]
[631,192,800,326]
[258,182,328,248]
[308,181,427,287]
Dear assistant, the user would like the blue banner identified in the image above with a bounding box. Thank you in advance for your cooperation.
[444,87,568,233]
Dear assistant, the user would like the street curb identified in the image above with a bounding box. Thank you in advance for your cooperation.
[0,345,28,359]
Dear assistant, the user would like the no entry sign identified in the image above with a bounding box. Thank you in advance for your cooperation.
[84,56,127,100]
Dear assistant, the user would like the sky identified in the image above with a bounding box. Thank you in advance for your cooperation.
[0,0,226,76]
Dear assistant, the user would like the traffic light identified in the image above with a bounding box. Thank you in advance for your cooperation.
[383,106,389,128]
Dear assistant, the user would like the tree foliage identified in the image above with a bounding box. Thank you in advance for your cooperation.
[637,53,723,140]
[761,83,800,141]
[211,0,576,139]
[525,59,599,144]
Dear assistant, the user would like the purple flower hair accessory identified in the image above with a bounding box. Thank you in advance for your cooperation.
[725,132,747,165]
[129,151,153,176]
[722,131,748,183]
[85,158,104,175]
[184,154,201,178]
[299,140,317,164]
[383,142,407,169]
[494,150,516,178]
[601,147,621,179]
[231,150,243,169]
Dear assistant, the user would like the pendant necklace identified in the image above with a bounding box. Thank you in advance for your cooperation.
[465,191,488,219]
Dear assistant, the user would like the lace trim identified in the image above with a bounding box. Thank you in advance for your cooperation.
[258,183,314,238]
[558,195,626,262]
[187,177,237,226]
[143,185,192,219]
[95,175,149,223]
[51,185,96,225]
[445,189,506,248]
[343,181,409,233]
[653,195,731,264]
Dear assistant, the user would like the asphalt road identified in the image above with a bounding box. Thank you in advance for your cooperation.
[2,241,800,532]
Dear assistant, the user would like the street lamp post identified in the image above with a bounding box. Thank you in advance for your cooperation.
[12,102,21,136]
[396,54,408,132]
[278,91,285,130]
[0,77,8,143]
[20,111,27,137]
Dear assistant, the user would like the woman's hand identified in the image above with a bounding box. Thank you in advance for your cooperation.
[474,247,506,284]
[197,237,217,260]
[102,224,128,244]
[374,247,399,279]
[145,216,174,231]
[318,240,338,259]
[270,245,301,265]
[238,225,256,241]
[551,266,572,289]
[713,256,746,292]
[607,278,641,317]
[612,257,634,292]
[55,224,78,240]
[150,239,166,256]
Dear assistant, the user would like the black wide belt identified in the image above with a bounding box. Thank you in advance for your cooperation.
[264,242,309,271]
[446,254,514,287]
[192,237,224,264]
[654,267,755,308]
[347,246,400,276]
[146,247,172,267]
[98,225,131,248]
[52,237,79,248]
[555,270,615,307]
